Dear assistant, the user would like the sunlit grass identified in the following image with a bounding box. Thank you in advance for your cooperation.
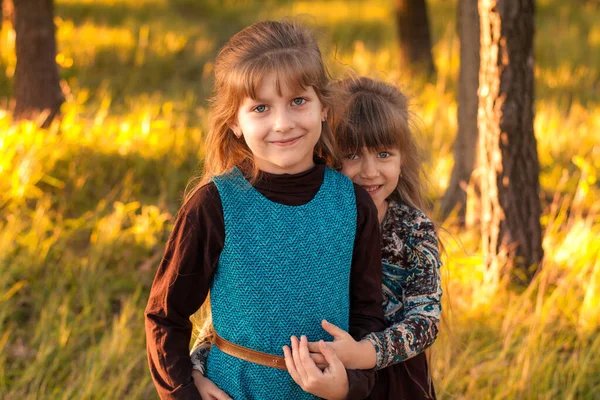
[0,0,598,398]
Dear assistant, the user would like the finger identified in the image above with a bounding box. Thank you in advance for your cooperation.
[319,340,344,372]
[283,345,302,385]
[309,352,328,367]
[193,374,231,400]
[307,341,322,353]
[291,336,308,383]
[299,335,324,376]
[315,362,329,370]
[321,319,349,340]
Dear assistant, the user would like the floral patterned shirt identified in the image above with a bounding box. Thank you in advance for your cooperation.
[364,200,442,370]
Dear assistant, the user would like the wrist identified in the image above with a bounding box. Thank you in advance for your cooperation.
[328,381,349,400]
[191,369,204,379]
[359,339,377,369]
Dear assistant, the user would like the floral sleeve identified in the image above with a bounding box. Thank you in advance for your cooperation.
[364,205,442,370]
[189,340,211,375]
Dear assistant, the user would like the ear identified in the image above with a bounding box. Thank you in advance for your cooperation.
[321,106,329,122]
[229,122,242,138]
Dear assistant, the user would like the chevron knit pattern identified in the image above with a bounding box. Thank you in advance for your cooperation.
[207,167,356,400]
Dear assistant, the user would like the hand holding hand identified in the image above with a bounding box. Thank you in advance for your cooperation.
[192,370,232,400]
[307,319,377,370]
[283,335,349,400]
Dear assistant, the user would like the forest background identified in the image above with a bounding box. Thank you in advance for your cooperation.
[0,0,598,398]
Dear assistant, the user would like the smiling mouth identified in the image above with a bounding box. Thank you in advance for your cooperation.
[362,185,383,194]
[271,136,302,146]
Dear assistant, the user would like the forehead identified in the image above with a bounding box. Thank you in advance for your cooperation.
[251,71,313,99]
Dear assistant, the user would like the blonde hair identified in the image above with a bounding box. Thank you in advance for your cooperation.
[331,76,426,211]
[188,20,336,346]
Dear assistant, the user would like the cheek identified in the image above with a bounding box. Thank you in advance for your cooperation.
[341,162,360,180]
[312,116,323,136]
[384,165,401,187]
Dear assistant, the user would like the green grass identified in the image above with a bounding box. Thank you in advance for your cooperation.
[1,0,599,398]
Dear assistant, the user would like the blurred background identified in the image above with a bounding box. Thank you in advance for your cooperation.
[0,0,598,398]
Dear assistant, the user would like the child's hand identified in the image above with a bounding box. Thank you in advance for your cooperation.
[191,370,232,400]
[307,319,377,370]
[283,335,349,400]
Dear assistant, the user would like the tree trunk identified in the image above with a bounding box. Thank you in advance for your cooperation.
[394,0,436,77]
[441,0,480,221]
[13,0,64,125]
[477,0,543,282]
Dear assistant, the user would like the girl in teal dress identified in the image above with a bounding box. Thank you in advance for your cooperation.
[145,22,387,400]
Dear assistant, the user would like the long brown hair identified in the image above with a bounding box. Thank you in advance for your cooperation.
[331,76,427,211]
[184,20,338,207]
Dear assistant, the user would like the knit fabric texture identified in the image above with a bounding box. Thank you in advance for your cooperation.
[207,166,357,400]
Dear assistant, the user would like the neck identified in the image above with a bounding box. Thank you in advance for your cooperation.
[254,159,316,175]
[377,200,389,224]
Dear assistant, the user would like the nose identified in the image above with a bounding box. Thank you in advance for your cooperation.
[273,108,294,133]
[360,156,380,179]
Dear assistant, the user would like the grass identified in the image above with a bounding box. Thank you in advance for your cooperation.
[0,0,598,398]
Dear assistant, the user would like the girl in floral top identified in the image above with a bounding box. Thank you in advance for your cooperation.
[191,77,442,399]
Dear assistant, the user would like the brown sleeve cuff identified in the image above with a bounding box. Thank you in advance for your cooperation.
[157,378,202,400]
[345,368,377,400]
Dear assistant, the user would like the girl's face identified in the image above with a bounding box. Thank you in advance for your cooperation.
[341,147,402,217]
[232,72,327,175]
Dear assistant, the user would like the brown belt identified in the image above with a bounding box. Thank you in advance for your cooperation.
[213,333,287,371]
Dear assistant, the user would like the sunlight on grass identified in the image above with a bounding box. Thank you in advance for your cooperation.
[289,1,388,23]
[0,0,598,398]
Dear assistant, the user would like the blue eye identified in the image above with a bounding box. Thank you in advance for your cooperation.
[253,105,267,113]
[292,98,306,106]
[346,154,359,160]
[378,151,391,158]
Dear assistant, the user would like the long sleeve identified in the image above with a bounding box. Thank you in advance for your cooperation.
[144,184,224,400]
[345,185,388,400]
[364,206,442,371]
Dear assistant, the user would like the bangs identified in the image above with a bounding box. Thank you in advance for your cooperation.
[336,94,406,154]
[235,49,326,100]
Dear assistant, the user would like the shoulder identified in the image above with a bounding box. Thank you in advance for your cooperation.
[324,168,368,208]
[324,167,354,190]
[351,183,379,228]
[178,182,223,229]
[381,201,439,265]
[352,183,378,213]
[385,200,437,240]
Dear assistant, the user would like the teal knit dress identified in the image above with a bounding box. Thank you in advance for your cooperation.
[206,167,357,400]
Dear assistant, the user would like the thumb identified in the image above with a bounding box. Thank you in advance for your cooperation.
[322,319,348,340]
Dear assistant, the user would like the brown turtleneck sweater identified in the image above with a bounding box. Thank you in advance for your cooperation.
[145,163,387,400]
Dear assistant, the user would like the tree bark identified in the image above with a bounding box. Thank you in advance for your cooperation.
[13,0,64,125]
[394,0,436,77]
[477,0,543,281]
[441,0,480,221]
